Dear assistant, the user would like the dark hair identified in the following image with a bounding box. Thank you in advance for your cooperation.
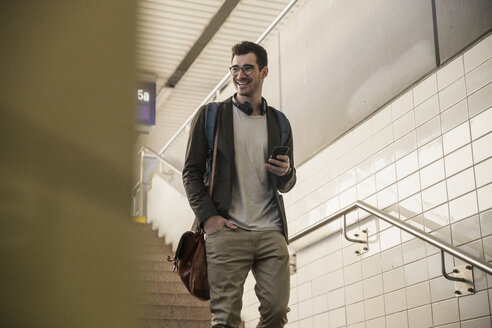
[231,41,268,68]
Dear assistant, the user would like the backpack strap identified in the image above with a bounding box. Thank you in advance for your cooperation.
[270,107,289,146]
[208,106,221,198]
[204,102,219,156]
[204,102,220,181]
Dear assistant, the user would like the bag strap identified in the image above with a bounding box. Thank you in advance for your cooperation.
[208,103,221,198]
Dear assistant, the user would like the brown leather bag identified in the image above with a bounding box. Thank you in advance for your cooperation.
[169,230,209,300]
[167,103,222,301]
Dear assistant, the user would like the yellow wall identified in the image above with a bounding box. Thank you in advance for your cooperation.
[0,1,138,327]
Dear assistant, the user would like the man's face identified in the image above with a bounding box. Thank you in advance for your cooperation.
[231,52,267,98]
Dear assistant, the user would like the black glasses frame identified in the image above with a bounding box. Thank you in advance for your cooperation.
[229,64,264,76]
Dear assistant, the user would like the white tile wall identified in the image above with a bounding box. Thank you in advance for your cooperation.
[404,258,429,286]
[465,58,492,95]
[446,167,475,200]
[346,301,365,325]
[458,290,490,321]
[416,94,439,126]
[395,131,416,160]
[419,136,443,166]
[473,132,492,163]
[423,203,449,231]
[443,122,471,155]
[381,245,403,271]
[385,288,407,314]
[312,312,328,328]
[361,254,382,278]
[417,115,442,147]
[414,73,437,106]
[464,33,492,72]
[478,183,492,212]
[421,180,447,211]
[400,193,423,220]
[438,323,460,328]
[432,298,460,326]
[406,281,431,309]
[448,191,478,222]
[374,147,394,173]
[408,305,433,328]
[392,90,414,120]
[373,124,393,152]
[372,106,392,134]
[366,316,386,328]
[327,287,344,310]
[471,107,492,140]
[402,238,427,264]
[394,109,416,140]
[444,144,473,177]
[437,56,464,91]
[345,281,363,305]
[451,215,481,246]
[439,77,467,111]
[383,266,405,293]
[243,34,492,328]
[468,81,492,117]
[420,158,445,190]
[386,311,408,328]
[461,316,492,328]
[364,295,385,320]
[329,307,346,327]
[480,209,492,237]
[441,98,468,133]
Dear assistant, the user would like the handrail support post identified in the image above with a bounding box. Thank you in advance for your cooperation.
[441,250,475,297]
[342,213,368,255]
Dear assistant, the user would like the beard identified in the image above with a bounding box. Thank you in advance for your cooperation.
[234,77,260,98]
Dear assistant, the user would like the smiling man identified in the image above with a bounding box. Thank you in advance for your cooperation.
[183,41,296,328]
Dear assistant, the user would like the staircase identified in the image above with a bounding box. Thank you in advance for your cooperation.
[136,223,212,328]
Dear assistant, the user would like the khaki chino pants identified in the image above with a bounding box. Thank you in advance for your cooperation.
[205,228,290,328]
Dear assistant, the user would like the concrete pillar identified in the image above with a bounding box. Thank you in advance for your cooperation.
[0,1,138,327]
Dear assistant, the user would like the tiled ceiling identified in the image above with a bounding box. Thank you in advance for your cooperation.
[135,0,300,154]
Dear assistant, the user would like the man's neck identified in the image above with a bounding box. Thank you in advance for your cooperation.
[236,94,262,115]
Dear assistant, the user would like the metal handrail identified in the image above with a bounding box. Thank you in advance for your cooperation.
[131,146,180,199]
[132,180,142,194]
[139,146,181,175]
[289,200,492,276]
[131,146,182,217]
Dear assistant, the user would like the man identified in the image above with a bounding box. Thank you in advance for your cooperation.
[182,41,296,328]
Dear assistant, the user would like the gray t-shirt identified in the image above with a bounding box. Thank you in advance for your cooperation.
[228,105,282,231]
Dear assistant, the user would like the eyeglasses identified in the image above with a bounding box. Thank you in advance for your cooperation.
[229,64,263,76]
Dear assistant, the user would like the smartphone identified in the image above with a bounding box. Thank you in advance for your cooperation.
[271,146,289,159]
[267,146,289,166]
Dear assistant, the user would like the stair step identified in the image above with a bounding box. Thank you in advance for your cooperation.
[138,271,181,282]
[135,231,169,243]
[132,222,155,231]
[139,319,210,328]
[136,225,213,326]
[138,292,209,307]
[139,305,211,320]
[138,260,175,272]
[136,235,169,245]
[135,244,172,254]
[138,251,171,262]
[141,281,189,294]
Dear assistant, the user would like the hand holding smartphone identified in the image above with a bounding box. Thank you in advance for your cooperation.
[267,146,289,166]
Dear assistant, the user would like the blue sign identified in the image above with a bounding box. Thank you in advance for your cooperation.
[136,81,156,126]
